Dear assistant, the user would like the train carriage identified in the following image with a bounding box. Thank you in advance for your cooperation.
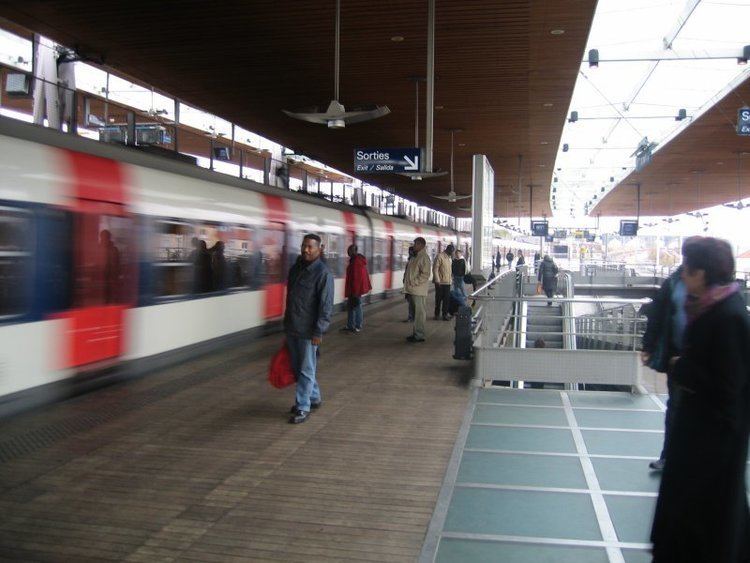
[0,118,462,413]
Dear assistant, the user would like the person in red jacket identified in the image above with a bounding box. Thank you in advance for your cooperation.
[342,244,372,333]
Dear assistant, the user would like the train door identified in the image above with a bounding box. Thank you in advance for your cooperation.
[62,200,134,368]
[386,236,394,290]
[58,151,134,369]
[262,221,286,319]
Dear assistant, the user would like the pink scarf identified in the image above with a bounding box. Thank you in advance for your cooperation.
[685,282,739,324]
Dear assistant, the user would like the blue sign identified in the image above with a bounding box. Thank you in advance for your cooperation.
[531,221,549,237]
[737,107,750,136]
[620,220,638,237]
[354,148,421,173]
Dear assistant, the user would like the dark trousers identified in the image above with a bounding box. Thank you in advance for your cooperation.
[660,376,679,461]
[434,284,450,317]
[544,287,554,306]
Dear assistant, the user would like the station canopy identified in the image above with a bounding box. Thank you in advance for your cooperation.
[0,0,598,217]
[549,0,750,219]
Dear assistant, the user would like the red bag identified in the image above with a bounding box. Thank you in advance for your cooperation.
[268,342,296,388]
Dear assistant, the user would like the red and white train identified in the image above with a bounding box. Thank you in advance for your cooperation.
[0,117,470,413]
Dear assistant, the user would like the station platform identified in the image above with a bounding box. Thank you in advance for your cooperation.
[0,299,471,562]
[0,296,710,563]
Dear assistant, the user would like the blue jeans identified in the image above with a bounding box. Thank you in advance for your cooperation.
[347,296,363,330]
[452,276,466,297]
[286,336,321,412]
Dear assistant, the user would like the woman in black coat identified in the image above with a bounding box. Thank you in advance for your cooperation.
[651,237,750,563]
[536,254,558,306]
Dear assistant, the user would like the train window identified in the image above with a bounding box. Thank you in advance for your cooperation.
[153,220,193,297]
[73,213,133,307]
[321,232,343,277]
[373,238,386,273]
[260,226,286,284]
[0,208,32,317]
[225,226,263,290]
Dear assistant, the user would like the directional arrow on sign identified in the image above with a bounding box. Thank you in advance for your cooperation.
[404,155,419,171]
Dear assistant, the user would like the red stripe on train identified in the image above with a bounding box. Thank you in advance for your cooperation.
[261,194,289,319]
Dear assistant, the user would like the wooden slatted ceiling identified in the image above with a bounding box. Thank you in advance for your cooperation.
[0,0,596,217]
[594,74,750,217]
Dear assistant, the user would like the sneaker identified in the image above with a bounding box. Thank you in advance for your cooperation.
[289,409,310,424]
[353,328,361,333]
[290,401,322,413]
[649,459,665,471]
[406,335,426,343]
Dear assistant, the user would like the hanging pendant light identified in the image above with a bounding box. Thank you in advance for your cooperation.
[432,128,470,202]
[283,0,389,128]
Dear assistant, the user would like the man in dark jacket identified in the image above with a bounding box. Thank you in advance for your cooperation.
[641,236,699,470]
[342,244,372,333]
[506,249,514,269]
[284,234,334,424]
[537,255,558,306]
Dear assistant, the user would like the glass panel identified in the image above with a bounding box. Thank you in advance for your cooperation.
[225,225,263,290]
[0,208,31,316]
[153,220,192,297]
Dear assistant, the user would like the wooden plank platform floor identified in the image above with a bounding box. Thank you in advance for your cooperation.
[0,299,472,562]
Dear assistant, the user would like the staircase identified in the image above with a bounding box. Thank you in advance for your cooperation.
[525,302,563,349]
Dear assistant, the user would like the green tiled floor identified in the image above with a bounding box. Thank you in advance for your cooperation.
[458,451,588,489]
[466,425,577,453]
[436,539,609,563]
[592,457,662,493]
[582,429,663,457]
[444,488,602,540]
[479,388,564,406]
[427,389,667,563]
[605,495,658,543]
[474,404,569,426]
[574,409,665,430]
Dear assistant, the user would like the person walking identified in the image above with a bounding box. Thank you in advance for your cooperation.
[536,254,559,306]
[452,249,468,298]
[284,234,334,424]
[495,249,502,271]
[515,250,525,270]
[404,237,431,342]
[650,237,750,563]
[641,237,698,472]
[341,244,371,333]
[506,248,514,269]
[433,244,453,321]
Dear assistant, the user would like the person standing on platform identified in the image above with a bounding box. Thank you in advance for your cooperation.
[284,234,334,424]
[506,248,514,269]
[536,254,559,306]
[402,245,416,323]
[341,244,371,334]
[404,237,431,342]
[433,244,453,321]
[650,237,750,562]
[495,249,502,271]
[452,249,468,299]
[515,250,525,270]
[641,237,698,472]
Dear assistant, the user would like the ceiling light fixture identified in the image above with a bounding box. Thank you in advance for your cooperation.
[738,45,750,65]
[283,0,389,128]
[391,35,404,42]
[550,29,565,35]
[588,49,599,68]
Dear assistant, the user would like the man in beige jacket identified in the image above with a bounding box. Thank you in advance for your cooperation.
[433,244,454,320]
[404,237,432,342]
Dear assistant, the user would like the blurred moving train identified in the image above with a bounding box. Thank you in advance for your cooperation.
[0,118,538,414]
